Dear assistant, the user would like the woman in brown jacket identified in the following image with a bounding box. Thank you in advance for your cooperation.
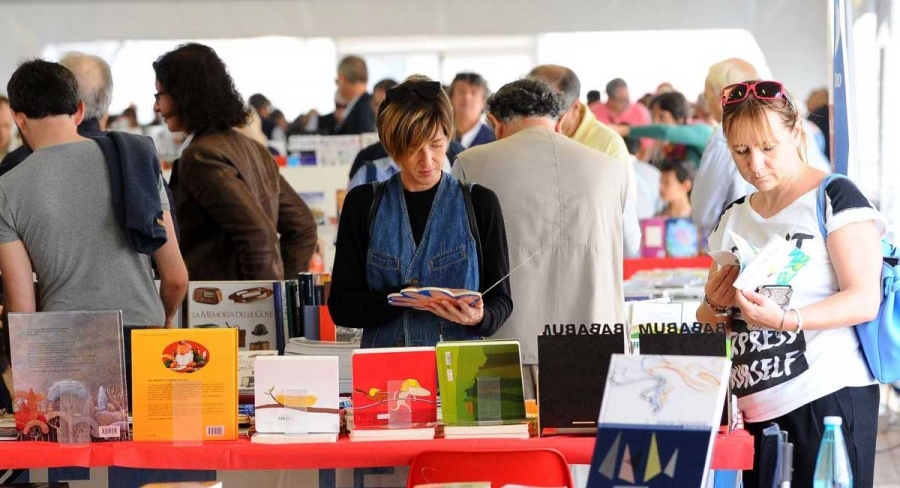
[153,43,317,280]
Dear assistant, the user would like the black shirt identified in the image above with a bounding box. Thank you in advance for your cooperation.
[328,179,513,337]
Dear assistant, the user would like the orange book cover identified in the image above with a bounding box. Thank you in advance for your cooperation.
[131,329,238,441]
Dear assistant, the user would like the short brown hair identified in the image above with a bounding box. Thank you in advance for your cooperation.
[338,55,368,84]
[722,81,808,162]
[377,80,453,163]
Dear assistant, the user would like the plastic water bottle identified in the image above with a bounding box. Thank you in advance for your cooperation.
[813,416,853,487]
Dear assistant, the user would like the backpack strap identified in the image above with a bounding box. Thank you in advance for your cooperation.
[816,173,849,240]
[367,180,388,238]
[460,181,483,280]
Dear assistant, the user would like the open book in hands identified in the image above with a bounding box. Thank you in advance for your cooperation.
[708,230,810,291]
[388,287,482,310]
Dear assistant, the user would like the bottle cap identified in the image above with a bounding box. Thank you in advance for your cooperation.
[824,416,843,426]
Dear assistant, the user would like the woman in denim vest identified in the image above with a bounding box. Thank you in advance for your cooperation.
[328,79,513,348]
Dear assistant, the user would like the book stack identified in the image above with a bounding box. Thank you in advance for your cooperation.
[349,347,437,441]
[285,338,356,393]
[436,340,530,440]
[252,356,340,444]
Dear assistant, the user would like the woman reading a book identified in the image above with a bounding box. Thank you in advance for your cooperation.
[328,78,513,348]
[696,80,884,487]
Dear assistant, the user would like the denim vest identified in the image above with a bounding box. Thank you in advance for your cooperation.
[363,172,481,348]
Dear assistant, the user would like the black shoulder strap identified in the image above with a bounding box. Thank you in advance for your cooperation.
[461,181,483,280]
[367,180,388,238]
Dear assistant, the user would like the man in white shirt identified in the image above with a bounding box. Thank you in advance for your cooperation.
[450,72,495,149]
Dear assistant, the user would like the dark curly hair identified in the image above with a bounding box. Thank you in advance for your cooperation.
[485,77,567,122]
[650,91,690,124]
[153,43,249,134]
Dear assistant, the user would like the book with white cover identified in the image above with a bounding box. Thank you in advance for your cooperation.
[587,354,730,488]
[251,432,338,443]
[708,230,810,291]
[254,356,340,436]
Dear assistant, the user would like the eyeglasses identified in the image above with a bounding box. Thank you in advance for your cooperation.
[721,80,792,107]
[385,81,442,104]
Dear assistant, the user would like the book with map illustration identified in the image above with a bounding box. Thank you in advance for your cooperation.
[254,356,339,440]
[587,354,730,488]
[708,230,810,291]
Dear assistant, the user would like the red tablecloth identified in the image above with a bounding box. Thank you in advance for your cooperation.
[624,256,712,279]
[0,432,752,471]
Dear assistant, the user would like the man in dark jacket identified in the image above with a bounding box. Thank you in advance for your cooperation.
[334,55,375,135]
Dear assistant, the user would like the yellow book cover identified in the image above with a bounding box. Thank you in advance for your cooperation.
[131,329,238,441]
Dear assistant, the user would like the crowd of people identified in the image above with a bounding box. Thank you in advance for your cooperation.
[0,43,886,486]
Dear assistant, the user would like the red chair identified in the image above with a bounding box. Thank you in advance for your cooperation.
[406,448,574,488]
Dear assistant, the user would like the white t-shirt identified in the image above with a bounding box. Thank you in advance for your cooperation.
[708,177,885,422]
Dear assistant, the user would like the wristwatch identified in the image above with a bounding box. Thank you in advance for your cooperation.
[229,287,274,304]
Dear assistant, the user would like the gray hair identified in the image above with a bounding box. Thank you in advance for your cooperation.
[59,52,113,121]
[338,55,368,84]
[529,64,581,109]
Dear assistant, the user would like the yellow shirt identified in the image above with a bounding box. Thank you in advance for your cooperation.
[571,104,630,161]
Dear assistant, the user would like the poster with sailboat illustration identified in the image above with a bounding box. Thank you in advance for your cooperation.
[587,354,730,488]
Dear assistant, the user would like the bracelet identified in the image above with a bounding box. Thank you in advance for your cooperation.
[793,308,804,333]
[704,295,733,316]
[779,310,787,331]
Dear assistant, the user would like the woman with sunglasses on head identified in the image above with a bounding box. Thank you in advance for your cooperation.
[697,80,884,487]
[328,79,513,349]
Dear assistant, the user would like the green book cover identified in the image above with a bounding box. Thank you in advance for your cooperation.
[436,340,525,424]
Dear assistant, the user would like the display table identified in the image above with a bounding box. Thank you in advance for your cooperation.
[624,256,713,279]
[1,432,752,471]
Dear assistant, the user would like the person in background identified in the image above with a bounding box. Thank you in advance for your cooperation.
[269,109,288,143]
[586,89,601,107]
[1,52,114,171]
[450,72,495,149]
[806,87,830,158]
[698,79,882,488]
[0,97,12,159]
[371,78,398,115]
[347,76,457,190]
[0,60,188,410]
[453,78,635,398]
[637,93,653,108]
[656,82,674,94]
[613,91,713,168]
[591,78,651,128]
[692,93,716,126]
[248,93,276,140]
[329,79,513,348]
[657,159,694,219]
[625,136,662,220]
[335,55,375,135]
[154,43,317,280]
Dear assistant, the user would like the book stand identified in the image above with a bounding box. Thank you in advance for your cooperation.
[387,380,412,428]
[278,387,309,435]
[57,385,90,445]
[172,380,204,445]
[476,377,502,423]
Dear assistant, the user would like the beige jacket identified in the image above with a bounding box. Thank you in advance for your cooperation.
[453,126,633,363]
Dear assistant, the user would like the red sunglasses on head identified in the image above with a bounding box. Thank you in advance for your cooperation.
[721,80,793,107]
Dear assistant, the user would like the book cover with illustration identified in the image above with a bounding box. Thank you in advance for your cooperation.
[131,328,238,441]
[587,354,730,488]
[435,340,526,425]
[351,347,437,430]
[387,287,481,309]
[537,333,626,434]
[254,356,339,436]
[708,230,810,291]
[8,311,129,442]
[186,281,285,354]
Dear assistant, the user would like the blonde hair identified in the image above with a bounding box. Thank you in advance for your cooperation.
[377,79,453,163]
[705,58,760,98]
[722,84,810,164]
